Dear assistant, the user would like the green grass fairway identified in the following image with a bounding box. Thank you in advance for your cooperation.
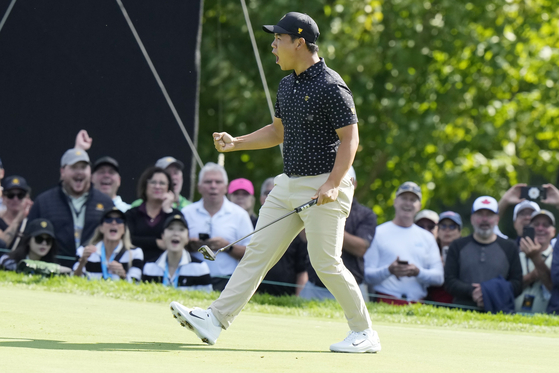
[0,286,557,373]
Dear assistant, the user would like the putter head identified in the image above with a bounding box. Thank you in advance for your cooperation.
[198,245,216,261]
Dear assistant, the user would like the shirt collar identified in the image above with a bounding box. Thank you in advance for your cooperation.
[196,196,235,216]
[294,58,325,80]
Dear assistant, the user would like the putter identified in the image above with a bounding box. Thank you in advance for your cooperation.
[198,199,318,261]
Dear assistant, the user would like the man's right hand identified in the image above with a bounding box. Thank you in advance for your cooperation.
[213,132,236,152]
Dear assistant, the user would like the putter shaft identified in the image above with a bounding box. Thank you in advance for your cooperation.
[198,199,317,260]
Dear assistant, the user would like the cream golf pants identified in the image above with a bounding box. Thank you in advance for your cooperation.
[210,173,372,332]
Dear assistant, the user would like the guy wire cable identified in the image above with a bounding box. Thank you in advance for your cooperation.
[116,0,204,169]
[239,0,283,155]
[0,0,17,34]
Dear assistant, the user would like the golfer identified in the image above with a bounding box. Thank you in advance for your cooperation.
[170,12,381,353]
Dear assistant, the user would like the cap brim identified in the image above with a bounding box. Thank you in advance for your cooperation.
[31,229,55,238]
[94,162,119,173]
[262,25,292,35]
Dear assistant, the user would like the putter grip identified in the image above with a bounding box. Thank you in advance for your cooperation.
[294,199,317,213]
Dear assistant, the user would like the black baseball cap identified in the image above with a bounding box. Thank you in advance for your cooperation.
[26,218,55,238]
[2,175,30,192]
[163,214,189,230]
[263,12,320,44]
[93,156,120,173]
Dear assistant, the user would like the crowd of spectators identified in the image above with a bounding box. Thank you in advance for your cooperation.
[1,134,559,315]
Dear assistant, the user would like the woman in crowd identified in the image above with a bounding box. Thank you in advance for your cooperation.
[427,211,463,304]
[0,176,33,249]
[125,167,182,263]
[74,207,143,282]
[516,210,555,314]
[0,218,58,270]
[142,214,212,292]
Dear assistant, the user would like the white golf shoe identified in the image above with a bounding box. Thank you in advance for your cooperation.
[329,329,382,353]
[170,302,222,345]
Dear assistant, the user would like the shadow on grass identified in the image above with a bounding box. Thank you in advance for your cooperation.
[0,337,322,353]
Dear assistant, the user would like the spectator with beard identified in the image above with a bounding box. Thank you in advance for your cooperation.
[27,149,113,268]
[445,196,522,311]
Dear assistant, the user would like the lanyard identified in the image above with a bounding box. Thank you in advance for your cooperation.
[100,243,118,280]
[163,259,180,288]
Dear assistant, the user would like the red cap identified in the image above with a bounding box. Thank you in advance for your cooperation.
[228,178,254,195]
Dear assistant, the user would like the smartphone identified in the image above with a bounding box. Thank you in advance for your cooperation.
[397,260,409,265]
[199,233,210,240]
[520,186,547,201]
[522,226,535,241]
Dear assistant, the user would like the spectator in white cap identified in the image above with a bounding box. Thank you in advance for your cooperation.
[364,181,443,304]
[445,196,522,311]
[497,183,541,240]
[510,200,541,244]
[27,148,114,268]
[414,209,439,239]
[515,210,554,314]
[91,156,131,213]
[131,157,191,210]
[228,178,257,227]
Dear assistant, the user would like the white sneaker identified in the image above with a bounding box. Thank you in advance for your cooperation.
[330,329,382,353]
[170,302,222,345]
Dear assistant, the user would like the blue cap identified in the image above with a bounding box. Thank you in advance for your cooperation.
[439,211,463,228]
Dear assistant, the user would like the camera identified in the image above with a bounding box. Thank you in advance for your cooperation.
[520,186,547,201]
[199,233,210,240]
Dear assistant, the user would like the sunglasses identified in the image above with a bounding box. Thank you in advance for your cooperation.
[439,223,459,231]
[5,191,26,200]
[417,222,436,231]
[34,235,53,245]
[104,217,124,225]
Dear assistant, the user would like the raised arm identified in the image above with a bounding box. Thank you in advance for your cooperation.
[213,117,284,152]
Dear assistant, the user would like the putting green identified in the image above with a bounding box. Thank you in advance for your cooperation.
[0,286,556,373]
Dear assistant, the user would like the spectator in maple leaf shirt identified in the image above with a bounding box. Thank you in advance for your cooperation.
[445,196,522,312]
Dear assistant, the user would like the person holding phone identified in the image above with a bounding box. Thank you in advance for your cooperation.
[515,210,554,313]
[181,163,253,291]
[498,184,542,241]
[364,182,444,305]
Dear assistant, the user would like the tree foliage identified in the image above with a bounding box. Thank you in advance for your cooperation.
[197,0,559,222]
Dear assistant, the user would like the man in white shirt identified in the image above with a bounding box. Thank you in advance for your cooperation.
[182,162,253,291]
[364,182,444,303]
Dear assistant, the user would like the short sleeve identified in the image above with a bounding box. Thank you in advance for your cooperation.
[274,98,281,119]
[325,84,358,129]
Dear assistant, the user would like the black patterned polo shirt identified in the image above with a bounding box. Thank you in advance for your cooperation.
[274,58,358,176]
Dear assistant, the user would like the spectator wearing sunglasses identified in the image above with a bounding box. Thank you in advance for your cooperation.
[445,197,522,312]
[426,211,463,304]
[364,182,443,304]
[414,210,439,240]
[0,219,60,271]
[74,208,143,282]
[0,176,33,250]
